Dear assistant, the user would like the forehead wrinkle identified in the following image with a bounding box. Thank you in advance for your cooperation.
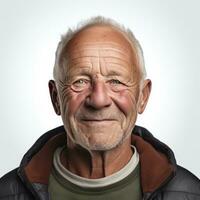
[96,48,100,74]
[65,64,92,79]
[67,59,92,66]
[106,63,132,73]
[68,47,130,61]
[66,56,134,78]
[67,41,130,52]
[68,55,132,67]
[104,57,132,66]
[70,47,129,55]
[99,56,108,76]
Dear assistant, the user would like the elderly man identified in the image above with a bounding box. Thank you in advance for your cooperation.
[0,16,200,200]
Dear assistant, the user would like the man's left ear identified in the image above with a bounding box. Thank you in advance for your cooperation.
[138,79,152,114]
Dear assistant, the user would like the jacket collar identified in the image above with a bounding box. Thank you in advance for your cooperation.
[18,125,176,194]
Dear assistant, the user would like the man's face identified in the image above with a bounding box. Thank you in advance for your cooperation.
[54,26,145,151]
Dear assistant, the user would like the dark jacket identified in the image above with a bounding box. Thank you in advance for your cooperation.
[0,126,200,200]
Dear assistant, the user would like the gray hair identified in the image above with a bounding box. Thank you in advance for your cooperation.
[53,16,147,81]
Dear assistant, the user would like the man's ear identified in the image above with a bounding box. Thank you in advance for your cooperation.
[138,79,152,114]
[48,80,61,115]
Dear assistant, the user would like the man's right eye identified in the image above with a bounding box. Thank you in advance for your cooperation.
[74,79,87,85]
[71,79,90,91]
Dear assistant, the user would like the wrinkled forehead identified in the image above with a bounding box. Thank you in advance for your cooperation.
[57,26,141,79]
[64,25,138,64]
[66,42,132,62]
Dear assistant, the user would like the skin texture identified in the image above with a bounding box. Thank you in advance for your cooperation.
[49,25,151,178]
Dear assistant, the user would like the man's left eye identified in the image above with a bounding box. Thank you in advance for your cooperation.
[109,79,122,85]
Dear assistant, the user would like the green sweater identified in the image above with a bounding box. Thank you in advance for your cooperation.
[48,163,142,200]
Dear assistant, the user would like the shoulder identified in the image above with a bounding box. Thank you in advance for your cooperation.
[0,168,32,199]
[167,165,200,191]
[160,165,200,198]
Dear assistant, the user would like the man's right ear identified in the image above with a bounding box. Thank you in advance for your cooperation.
[48,80,61,115]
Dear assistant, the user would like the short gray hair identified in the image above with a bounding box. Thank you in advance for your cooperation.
[53,16,146,81]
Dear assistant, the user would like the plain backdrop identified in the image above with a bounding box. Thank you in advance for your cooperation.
[0,0,199,178]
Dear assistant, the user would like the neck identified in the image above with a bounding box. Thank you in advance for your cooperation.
[60,136,133,178]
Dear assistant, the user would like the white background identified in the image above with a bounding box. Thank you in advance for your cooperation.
[0,0,199,178]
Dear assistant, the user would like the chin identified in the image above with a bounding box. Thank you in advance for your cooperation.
[78,134,125,151]
[88,143,119,151]
[70,123,130,151]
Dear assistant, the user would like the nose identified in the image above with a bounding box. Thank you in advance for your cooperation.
[85,80,112,109]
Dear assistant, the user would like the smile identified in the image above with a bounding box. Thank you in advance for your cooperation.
[81,118,116,123]
[81,119,116,122]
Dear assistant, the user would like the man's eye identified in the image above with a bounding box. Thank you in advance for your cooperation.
[71,79,90,91]
[109,79,122,85]
[73,79,90,86]
[74,79,87,85]
[108,79,127,92]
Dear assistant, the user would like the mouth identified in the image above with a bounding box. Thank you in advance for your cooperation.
[81,119,116,122]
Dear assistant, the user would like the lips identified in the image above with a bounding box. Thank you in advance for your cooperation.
[76,111,119,123]
[81,119,115,122]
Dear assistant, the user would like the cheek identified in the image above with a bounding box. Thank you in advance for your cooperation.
[111,89,139,117]
[62,89,89,117]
